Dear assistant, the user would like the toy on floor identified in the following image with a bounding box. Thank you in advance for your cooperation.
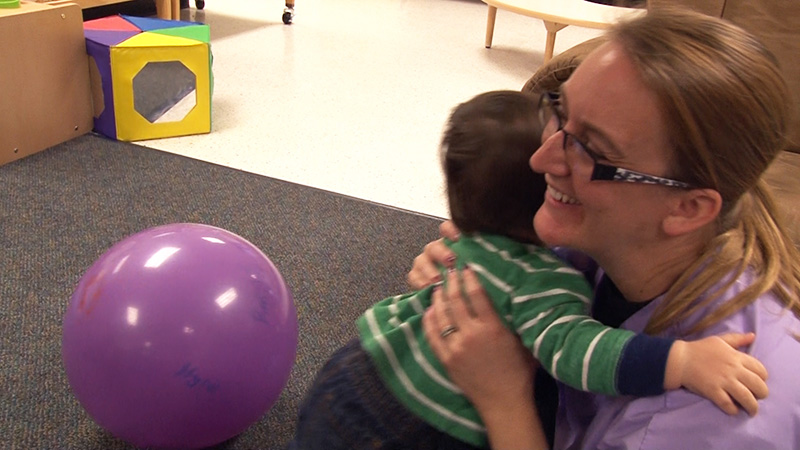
[83,15,213,141]
[62,223,298,449]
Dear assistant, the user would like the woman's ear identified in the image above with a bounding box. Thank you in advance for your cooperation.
[662,188,723,237]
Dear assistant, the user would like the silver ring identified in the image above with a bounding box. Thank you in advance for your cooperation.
[440,325,458,338]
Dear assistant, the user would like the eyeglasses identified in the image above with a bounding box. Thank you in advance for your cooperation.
[538,92,693,189]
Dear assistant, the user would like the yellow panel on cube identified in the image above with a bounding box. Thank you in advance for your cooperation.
[112,33,211,141]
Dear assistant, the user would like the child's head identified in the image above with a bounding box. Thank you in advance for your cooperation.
[441,91,546,244]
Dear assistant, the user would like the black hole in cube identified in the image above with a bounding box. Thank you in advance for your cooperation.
[133,61,197,124]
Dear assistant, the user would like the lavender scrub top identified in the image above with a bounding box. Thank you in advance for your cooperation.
[554,270,800,449]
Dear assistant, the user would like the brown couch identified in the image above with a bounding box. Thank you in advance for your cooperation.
[521,0,800,247]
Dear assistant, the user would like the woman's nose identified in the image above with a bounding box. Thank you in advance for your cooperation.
[531,131,569,177]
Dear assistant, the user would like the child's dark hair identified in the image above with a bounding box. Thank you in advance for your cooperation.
[441,90,546,244]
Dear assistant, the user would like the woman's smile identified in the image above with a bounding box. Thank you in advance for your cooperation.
[546,185,581,205]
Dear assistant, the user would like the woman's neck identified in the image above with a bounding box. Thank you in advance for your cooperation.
[593,237,704,303]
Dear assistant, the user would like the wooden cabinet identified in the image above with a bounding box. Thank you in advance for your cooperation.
[0,1,93,166]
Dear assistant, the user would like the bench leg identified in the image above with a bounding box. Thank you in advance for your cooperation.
[155,0,181,19]
[542,21,567,63]
[155,0,171,19]
[485,6,497,48]
[171,0,180,20]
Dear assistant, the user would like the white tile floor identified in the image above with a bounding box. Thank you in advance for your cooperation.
[142,0,603,219]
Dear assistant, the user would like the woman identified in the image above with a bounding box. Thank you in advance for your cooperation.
[411,8,800,449]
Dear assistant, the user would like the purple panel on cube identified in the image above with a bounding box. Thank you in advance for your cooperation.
[85,39,118,140]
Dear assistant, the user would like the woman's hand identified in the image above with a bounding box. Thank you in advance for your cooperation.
[423,267,548,449]
[407,221,461,289]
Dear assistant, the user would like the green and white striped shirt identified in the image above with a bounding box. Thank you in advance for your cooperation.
[357,233,636,447]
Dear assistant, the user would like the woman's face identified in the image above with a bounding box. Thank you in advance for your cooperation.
[530,42,682,259]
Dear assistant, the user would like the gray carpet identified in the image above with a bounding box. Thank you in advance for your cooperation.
[0,134,443,449]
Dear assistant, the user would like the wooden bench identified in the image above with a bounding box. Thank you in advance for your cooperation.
[482,0,644,62]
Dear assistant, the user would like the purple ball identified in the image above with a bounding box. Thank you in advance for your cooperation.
[62,223,298,449]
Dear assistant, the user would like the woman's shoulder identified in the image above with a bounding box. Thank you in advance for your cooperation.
[579,283,800,449]
[684,270,800,338]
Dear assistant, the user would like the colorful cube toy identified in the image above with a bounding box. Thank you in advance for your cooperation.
[84,15,212,141]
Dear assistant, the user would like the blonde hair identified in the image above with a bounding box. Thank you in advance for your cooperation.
[609,8,800,335]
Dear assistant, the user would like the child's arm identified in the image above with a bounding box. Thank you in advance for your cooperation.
[510,271,768,416]
[664,333,768,416]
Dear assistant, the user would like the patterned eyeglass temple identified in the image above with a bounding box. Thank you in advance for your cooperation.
[591,164,693,189]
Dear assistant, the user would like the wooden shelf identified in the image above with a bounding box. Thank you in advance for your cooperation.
[28,0,133,9]
[30,0,179,20]
[69,0,131,8]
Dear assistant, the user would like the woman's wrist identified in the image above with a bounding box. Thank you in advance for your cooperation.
[480,394,548,450]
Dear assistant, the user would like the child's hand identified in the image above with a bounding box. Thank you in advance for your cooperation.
[407,221,461,289]
[665,333,768,416]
